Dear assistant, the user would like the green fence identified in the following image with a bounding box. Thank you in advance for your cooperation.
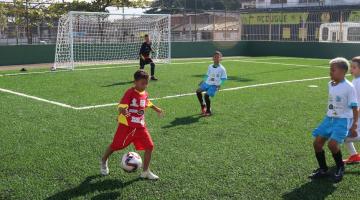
[1,41,360,66]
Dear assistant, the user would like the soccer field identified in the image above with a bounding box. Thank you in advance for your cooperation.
[1,56,360,199]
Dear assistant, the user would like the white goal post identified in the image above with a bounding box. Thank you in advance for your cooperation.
[53,11,171,70]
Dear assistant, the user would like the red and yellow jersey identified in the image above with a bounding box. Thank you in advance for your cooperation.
[118,87,153,128]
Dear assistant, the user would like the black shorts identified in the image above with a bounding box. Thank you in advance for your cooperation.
[140,58,153,66]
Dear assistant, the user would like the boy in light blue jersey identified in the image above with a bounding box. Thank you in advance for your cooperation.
[344,56,360,164]
[309,57,358,183]
[196,51,227,116]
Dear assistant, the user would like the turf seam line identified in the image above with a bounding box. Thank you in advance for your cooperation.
[232,60,328,69]
[0,75,330,110]
[0,57,327,77]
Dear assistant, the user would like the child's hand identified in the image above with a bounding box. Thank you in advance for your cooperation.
[120,108,130,117]
[155,107,164,118]
[350,123,358,137]
[216,85,221,91]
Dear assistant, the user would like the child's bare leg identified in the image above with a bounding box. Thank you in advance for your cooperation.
[140,149,158,179]
[100,145,113,175]
[143,150,152,171]
[102,145,114,163]
[313,136,326,152]
[328,139,340,154]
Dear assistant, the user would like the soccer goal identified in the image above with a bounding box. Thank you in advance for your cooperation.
[53,11,171,70]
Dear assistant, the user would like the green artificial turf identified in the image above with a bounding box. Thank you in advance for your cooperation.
[1,56,359,199]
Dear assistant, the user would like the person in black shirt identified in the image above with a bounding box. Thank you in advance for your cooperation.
[139,34,158,81]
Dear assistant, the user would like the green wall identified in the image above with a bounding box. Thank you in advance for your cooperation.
[246,41,360,59]
[1,41,360,66]
[0,45,56,66]
[171,41,248,58]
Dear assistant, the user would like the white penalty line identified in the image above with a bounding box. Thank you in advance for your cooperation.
[75,76,330,110]
[0,87,76,109]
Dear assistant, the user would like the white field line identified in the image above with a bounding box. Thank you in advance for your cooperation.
[231,59,328,69]
[0,87,76,109]
[0,57,328,77]
[0,75,331,110]
[74,76,330,110]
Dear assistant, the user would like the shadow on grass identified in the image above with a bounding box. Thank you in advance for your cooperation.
[102,81,133,87]
[46,175,140,200]
[162,114,203,129]
[192,74,253,82]
[282,177,336,200]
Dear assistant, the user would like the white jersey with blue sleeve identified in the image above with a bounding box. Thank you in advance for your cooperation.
[205,64,227,86]
[327,79,358,118]
[352,77,360,103]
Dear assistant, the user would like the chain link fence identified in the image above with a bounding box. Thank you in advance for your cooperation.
[1,8,360,45]
[0,23,58,45]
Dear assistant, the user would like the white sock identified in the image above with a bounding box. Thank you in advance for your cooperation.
[345,142,358,156]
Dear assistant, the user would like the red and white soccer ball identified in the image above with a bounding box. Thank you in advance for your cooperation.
[121,152,142,173]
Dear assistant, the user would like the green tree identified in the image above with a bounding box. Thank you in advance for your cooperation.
[5,0,152,44]
[0,3,8,33]
[148,0,241,13]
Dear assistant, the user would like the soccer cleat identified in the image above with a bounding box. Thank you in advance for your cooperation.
[201,105,206,114]
[100,159,109,176]
[203,109,212,117]
[343,154,360,164]
[308,168,328,179]
[334,166,345,183]
[140,170,159,180]
[203,112,212,117]
[151,76,158,81]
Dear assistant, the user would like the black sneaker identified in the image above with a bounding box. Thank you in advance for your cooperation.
[151,76,158,81]
[334,166,345,183]
[308,168,328,179]
[203,110,212,117]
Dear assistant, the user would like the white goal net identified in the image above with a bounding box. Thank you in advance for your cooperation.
[53,11,171,70]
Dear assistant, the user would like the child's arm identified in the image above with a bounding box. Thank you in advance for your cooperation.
[350,107,359,137]
[198,75,208,86]
[216,78,227,90]
[148,103,164,118]
[217,68,228,89]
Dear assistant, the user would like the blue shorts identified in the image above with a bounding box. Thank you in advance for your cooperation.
[199,82,218,97]
[312,116,352,144]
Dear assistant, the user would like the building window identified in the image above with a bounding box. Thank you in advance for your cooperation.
[348,27,360,41]
[271,0,287,3]
[322,27,329,41]
[299,0,320,3]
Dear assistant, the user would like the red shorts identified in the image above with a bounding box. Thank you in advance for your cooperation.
[110,124,154,151]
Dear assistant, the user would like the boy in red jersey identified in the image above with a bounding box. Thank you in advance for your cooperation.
[101,70,163,180]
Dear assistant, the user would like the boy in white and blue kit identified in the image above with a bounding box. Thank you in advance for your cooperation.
[310,57,358,183]
[343,56,360,164]
[196,51,227,116]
